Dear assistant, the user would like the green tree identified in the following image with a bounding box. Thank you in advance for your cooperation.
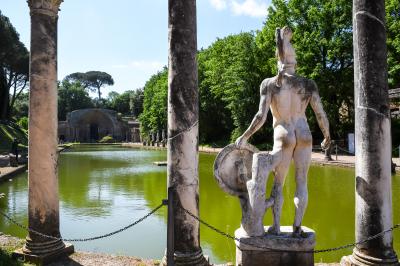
[387,0,400,149]
[199,32,266,141]
[387,0,400,90]
[0,11,29,120]
[105,90,133,115]
[256,0,353,140]
[65,71,114,101]
[58,80,94,120]
[130,88,144,118]
[12,91,29,120]
[139,68,168,138]
[198,48,233,144]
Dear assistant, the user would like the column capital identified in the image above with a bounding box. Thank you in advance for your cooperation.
[27,0,63,17]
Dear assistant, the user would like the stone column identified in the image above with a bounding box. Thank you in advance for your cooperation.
[167,0,208,265]
[14,0,74,263]
[341,1,398,265]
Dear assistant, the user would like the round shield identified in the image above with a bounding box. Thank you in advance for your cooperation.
[213,143,259,196]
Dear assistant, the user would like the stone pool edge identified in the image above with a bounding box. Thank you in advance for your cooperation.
[121,143,400,173]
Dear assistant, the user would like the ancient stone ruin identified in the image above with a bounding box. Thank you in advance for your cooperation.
[13,0,399,265]
[58,108,140,143]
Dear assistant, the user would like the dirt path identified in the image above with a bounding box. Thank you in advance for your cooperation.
[123,143,400,173]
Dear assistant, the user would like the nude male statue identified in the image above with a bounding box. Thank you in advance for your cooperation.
[235,26,331,237]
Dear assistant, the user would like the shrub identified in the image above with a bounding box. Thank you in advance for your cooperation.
[98,135,115,143]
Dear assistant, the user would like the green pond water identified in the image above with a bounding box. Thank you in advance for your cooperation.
[0,145,399,264]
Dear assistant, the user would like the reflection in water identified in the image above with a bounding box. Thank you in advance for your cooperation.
[0,145,398,264]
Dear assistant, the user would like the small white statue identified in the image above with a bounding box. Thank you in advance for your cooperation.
[235,26,331,237]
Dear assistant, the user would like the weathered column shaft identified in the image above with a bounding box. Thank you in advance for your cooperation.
[167,0,207,264]
[346,0,398,264]
[25,0,65,255]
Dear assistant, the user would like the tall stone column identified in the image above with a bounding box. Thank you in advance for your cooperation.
[341,1,399,265]
[14,0,74,263]
[167,0,208,265]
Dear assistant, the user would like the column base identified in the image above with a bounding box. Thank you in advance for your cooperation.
[13,242,74,265]
[341,249,399,266]
[161,249,210,266]
[235,226,315,266]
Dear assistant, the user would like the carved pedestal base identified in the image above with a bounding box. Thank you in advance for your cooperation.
[235,226,315,266]
[341,250,399,266]
[161,249,210,266]
[13,242,74,265]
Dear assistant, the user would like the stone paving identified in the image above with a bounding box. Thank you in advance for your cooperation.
[0,155,27,182]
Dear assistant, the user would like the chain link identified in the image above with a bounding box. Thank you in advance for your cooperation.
[181,206,400,254]
[335,145,355,155]
[2,200,400,254]
[167,120,199,141]
[0,203,164,242]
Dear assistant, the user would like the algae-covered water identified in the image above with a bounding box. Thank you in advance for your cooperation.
[0,145,399,264]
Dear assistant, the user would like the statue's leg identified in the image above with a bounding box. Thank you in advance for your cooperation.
[267,147,292,235]
[246,152,278,236]
[292,143,312,237]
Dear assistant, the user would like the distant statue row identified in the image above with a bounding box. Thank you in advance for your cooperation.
[143,130,167,147]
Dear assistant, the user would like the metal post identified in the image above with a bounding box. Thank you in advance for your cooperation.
[167,187,175,266]
[335,144,338,161]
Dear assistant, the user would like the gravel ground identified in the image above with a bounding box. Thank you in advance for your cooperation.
[0,233,159,266]
[0,232,342,266]
[47,252,159,266]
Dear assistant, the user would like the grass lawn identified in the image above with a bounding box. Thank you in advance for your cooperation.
[0,122,28,154]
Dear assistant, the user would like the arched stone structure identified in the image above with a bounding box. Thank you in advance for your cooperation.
[58,108,130,142]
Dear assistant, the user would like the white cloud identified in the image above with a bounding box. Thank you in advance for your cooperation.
[112,60,165,70]
[209,0,268,18]
[210,0,228,10]
[231,0,268,18]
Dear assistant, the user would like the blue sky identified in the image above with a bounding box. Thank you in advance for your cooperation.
[1,0,271,96]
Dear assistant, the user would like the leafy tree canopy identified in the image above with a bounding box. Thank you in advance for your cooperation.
[0,11,29,120]
[139,68,168,139]
[105,90,134,115]
[58,80,94,120]
[65,71,114,101]
[130,88,144,118]
[387,0,400,89]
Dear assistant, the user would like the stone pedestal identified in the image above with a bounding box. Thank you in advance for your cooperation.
[235,226,315,266]
[13,243,74,265]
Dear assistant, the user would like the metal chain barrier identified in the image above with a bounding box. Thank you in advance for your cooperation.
[167,120,199,141]
[0,202,164,242]
[181,206,400,254]
[335,145,355,155]
[2,196,400,254]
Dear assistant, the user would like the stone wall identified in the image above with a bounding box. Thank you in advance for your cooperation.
[58,108,138,143]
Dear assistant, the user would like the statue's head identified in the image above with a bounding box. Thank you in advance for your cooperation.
[280,26,293,41]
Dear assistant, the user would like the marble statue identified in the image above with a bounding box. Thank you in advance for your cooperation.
[215,26,330,238]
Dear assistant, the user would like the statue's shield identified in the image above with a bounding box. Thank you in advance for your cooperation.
[213,143,259,196]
